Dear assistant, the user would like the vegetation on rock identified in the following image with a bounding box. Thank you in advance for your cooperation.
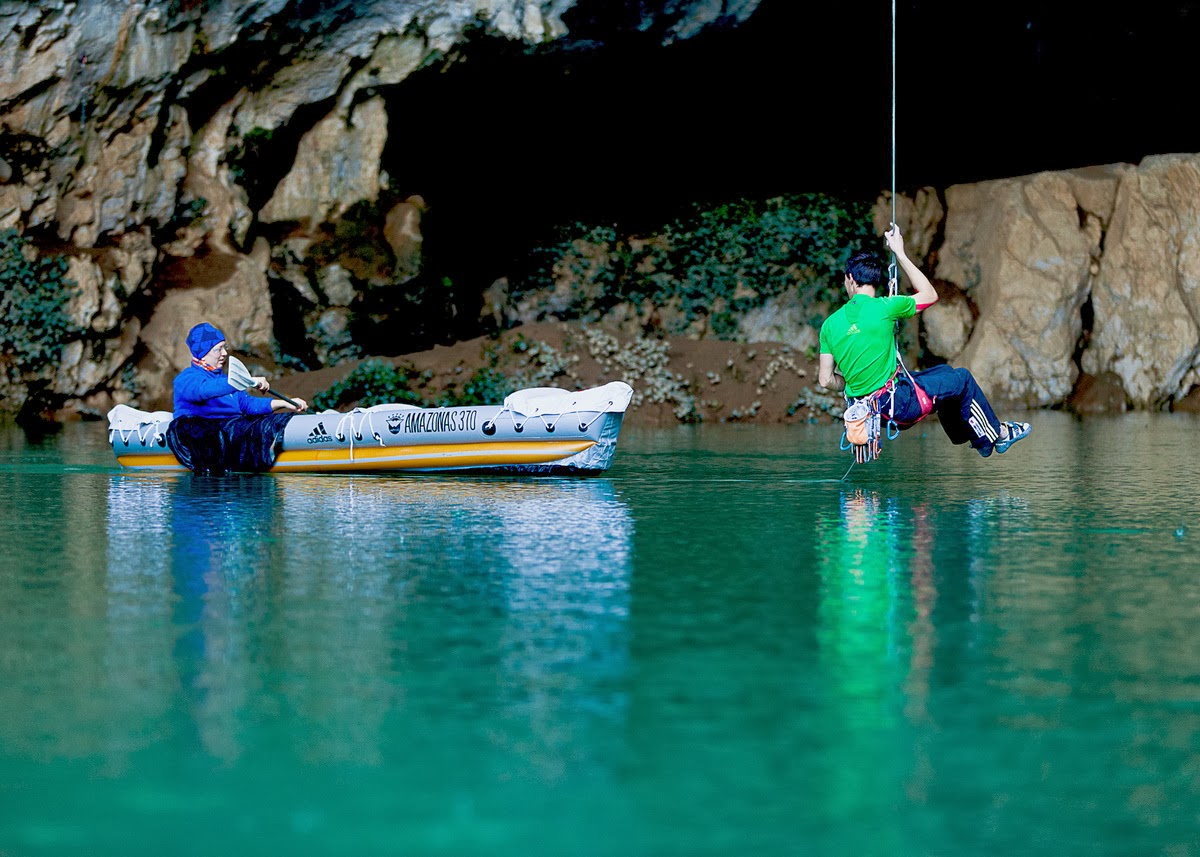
[312,335,584,411]
[0,230,81,404]
[514,192,876,335]
[311,359,426,411]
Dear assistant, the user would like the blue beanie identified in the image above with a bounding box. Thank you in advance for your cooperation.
[186,322,226,359]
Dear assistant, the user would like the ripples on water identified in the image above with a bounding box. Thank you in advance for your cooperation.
[0,413,1197,855]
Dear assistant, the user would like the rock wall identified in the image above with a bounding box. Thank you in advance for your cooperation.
[0,0,761,418]
[1,0,1199,418]
[929,167,1115,408]
[1081,154,1200,408]
[905,154,1200,411]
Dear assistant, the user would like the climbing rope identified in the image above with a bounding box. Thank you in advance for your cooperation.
[887,0,914,379]
[840,0,901,477]
[887,0,898,297]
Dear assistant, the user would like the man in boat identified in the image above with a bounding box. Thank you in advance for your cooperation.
[169,322,308,474]
[174,322,307,419]
[818,225,1031,457]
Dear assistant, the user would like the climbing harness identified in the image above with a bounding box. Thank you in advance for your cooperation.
[838,358,935,470]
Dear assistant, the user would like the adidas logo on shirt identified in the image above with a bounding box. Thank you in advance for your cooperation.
[306,422,334,445]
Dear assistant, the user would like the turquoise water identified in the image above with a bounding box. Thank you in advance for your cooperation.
[1,413,1198,856]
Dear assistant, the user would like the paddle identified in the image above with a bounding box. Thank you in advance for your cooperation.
[227,355,302,409]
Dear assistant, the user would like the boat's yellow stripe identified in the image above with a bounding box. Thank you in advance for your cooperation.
[116,453,186,469]
[270,440,594,471]
[115,440,594,472]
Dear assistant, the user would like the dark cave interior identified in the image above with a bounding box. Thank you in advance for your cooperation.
[385,0,1197,274]
[304,0,1200,356]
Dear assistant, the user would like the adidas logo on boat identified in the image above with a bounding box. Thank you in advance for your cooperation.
[306,422,334,445]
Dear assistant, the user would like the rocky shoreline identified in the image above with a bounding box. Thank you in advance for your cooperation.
[240,322,838,429]
[231,320,1200,431]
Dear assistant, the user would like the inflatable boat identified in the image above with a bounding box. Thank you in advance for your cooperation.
[107,382,634,475]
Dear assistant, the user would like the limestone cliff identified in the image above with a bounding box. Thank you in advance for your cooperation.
[914,154,1200,410]
[0,0,761,418]
[1,0,1198,421]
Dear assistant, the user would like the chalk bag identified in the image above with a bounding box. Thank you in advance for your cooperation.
[840,398,882,464]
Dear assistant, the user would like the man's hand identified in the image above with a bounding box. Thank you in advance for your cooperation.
[883,221,939,309]
[270,396,308,414]
[251,375,270,393]
[884,222,907,258]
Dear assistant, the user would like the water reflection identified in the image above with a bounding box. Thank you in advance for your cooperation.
[813,489,911,846]
[274,476,634,776]
[816,487,1040,723]
[103,474,286,765]
[817,490,907,717]
[814,478,1200,850]
[815,486,1054,719]
[100,473,634,770]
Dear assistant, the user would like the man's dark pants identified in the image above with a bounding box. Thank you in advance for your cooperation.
[881,364,1003,454]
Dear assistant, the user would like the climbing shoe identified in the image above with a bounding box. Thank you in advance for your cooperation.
[995,421,1032,454]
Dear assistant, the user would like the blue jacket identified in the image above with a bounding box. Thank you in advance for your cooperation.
[173,363,274,418]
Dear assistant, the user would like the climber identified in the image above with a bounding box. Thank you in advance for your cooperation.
[818,224,1031,458]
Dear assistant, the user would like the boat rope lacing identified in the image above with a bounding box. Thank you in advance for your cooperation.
[295,396,614,462]
[482,397,615,436]
[107,408,172,447]
[330,405,414,461]
[320,397,610,460]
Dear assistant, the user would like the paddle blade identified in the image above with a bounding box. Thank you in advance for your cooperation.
[226,355,255,391]
[226,355,301,409]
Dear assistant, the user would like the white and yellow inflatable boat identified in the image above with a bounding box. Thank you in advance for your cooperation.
[107,382,634,475]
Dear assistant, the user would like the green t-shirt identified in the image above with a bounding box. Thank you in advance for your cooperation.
[819,294,916,397]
